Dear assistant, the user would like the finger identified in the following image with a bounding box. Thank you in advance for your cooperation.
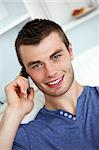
[15,76,29,92]
[28,88,34,101]
[15,79,27,95]
[19,78,29,91]
[16,75,29,85]
[19,77,30,93]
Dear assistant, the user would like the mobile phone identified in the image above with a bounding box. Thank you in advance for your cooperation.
[21,67,38,93]
[21,67,29,79]
[21,67,30,94]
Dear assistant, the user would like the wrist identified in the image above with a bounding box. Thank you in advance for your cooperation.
[5,105,25,120]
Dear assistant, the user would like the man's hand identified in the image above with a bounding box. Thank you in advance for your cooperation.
[5,75,34,116]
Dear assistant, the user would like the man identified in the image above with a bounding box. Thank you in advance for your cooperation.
[0,19,99,150]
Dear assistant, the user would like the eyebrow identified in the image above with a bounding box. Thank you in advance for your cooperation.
[27,49,63,67]
[27,60,41,67]
[50,49,63,59]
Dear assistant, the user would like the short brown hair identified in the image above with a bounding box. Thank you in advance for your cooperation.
[15,19,70,66]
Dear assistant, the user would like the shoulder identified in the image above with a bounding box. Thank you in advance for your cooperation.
[93,86,99,95]
[81,86,99,108]
[84,86,99,109]
[12,125,30,149]
[12,116,43,149]
[85,86,99,97]
[83,85,99,96]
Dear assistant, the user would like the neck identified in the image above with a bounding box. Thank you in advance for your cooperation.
[44,80,83,115]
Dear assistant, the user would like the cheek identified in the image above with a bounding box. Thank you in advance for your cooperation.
[30,71,45,83]
[59,61,72,74]
[58,59,69,69]
[62,57,72,68]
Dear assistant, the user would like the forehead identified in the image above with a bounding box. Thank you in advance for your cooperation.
[20,32,66,64]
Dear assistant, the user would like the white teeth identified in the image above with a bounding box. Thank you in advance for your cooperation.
[48,77,62,85]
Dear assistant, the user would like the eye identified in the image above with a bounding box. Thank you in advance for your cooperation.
[32,63,44,70]
[52,54,61,61]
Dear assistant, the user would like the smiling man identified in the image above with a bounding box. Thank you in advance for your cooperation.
[0,19,99,150]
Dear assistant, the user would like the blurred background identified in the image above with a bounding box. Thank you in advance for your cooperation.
[0,0,99,103]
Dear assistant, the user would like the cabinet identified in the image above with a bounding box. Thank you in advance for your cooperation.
[0,0,99,35]
[0,0,47,35]
[0,1,29,35]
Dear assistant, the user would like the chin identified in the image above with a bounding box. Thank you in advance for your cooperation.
[39,86,70,97]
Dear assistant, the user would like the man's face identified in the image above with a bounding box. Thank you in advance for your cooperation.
[20,32,74,97]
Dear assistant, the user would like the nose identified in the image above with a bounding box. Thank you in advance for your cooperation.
[45,62,58,78]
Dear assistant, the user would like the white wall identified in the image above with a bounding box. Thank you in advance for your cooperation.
[0,20,29,102]
[66,15,99,56]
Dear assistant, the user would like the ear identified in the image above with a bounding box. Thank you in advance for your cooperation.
[68,43,74,60]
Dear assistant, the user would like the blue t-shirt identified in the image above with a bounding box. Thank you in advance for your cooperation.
[13,86,99,150]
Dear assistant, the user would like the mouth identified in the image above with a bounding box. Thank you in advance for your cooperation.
[46,75,64,88]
